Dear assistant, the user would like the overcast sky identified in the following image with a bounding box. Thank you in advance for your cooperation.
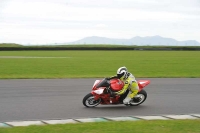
[0,0,200,44]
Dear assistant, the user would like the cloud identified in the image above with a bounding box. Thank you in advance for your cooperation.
[0,0,11,14]
[0,0,200,44]
[94,24,107,28]
[1,2,191,22]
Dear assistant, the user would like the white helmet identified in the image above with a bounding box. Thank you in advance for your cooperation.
[117,66,128,80]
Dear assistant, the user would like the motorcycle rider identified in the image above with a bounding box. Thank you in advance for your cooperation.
[107,66,139,105]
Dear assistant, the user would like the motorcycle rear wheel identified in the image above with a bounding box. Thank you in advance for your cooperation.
[83,93,101,107]
[129,89,147,106]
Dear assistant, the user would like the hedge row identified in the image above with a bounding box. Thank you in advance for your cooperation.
[0,46,200,51]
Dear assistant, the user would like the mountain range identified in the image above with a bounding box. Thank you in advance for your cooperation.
[66,36,200,46]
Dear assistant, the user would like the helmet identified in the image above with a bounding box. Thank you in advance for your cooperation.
[117,66,128,80]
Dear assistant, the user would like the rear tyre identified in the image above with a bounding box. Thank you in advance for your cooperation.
[129,89,147,106]
[82,93,101,107]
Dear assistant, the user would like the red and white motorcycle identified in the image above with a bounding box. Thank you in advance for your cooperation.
[83,78,150,107]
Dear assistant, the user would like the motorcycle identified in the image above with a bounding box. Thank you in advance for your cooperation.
[82,78,150,107]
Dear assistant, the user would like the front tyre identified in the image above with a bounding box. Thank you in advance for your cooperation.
[82,93,101,107]
[129,89,147,106]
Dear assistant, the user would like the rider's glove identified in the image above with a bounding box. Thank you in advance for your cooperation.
[110,91,117,97]
[114,92,118,95]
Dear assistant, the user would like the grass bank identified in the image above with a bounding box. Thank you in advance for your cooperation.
[0,120,200,133]
[0,51,199,78]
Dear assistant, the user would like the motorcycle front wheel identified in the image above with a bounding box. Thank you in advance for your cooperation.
[82,93,101,107]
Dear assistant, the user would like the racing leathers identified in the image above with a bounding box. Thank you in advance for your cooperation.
[108,72,139,104]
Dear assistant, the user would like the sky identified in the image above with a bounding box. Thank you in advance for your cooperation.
[0,0,200,45]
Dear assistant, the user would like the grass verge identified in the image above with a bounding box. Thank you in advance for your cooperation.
[0,51,200,78]
[0,120,200,133]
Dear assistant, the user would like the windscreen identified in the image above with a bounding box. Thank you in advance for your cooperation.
[96,78,110,88]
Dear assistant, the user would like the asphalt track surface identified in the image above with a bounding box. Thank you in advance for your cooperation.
[0,78,200,122]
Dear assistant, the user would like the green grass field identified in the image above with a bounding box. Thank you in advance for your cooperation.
[0,120,200,133]
[0,50,200,132]
[0,51,200,78]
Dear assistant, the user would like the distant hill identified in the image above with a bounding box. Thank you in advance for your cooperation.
[66,36,200,46]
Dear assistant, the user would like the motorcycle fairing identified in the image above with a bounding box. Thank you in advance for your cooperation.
[93,88,104,95]
[138,80,150,91]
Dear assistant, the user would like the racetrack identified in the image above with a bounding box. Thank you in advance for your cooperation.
[0,78,200,122]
